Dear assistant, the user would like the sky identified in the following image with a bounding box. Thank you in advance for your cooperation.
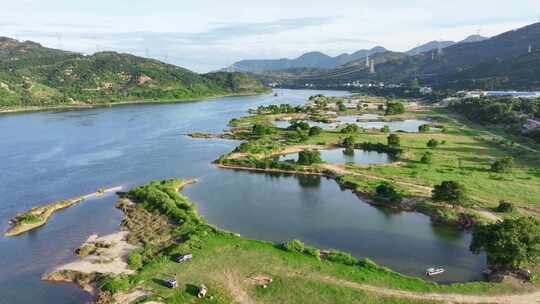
[1,0,539,72]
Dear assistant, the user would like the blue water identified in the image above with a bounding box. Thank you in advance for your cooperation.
[0,89,484,304]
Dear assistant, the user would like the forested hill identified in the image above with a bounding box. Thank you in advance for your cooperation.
[0,37,268,108]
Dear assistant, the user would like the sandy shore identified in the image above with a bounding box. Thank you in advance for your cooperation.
[48,231,137,276]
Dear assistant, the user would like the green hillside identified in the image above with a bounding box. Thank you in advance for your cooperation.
[261,22,540,90]
[0,37,268,108]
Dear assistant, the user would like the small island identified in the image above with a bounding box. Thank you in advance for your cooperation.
[5,186,122,237]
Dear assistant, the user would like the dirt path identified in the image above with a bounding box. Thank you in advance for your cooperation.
[317,275,540,304]
[320,163,433,194]
[227,144,332,160]
[320,164,503,222]
[221,271,256,304]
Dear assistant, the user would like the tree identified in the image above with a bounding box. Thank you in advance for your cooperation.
[288,129,309,142]
[252,124,274,136]
[420,151,433,164]
[418,124,431,133]
[427,139,439,149]
[387,134,401,148]
[470,217,540,270]
[381,125,391,133]
[288,120,310,131]
[340,124,359,134]
[432,181,467,206]
[342,136,355,148]
[308,126,323,136]
[385,102,405,115]
[491,157,514,173]
[297,150,322,165]
[374,182,403,204]
[337,100,347,112]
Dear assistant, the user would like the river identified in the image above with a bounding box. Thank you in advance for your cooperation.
[0,89,485,304]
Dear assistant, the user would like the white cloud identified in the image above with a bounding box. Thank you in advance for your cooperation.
[0,0,538,72]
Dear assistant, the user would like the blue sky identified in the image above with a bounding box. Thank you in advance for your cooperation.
[2,0,538,72]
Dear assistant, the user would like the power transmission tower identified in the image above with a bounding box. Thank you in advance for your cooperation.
[56,32,63,50]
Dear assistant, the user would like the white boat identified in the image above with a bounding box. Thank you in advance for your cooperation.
[425,267,445,276]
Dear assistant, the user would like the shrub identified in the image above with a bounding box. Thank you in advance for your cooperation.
[326,250,359,266]
[308,126,323,136]
[127,250,144,270]
[282,239,305,253]
[381,125,391,133]
[420,151,433,164]
[385,102,405,115]
[432,181,467,206]
[491,157,514,173]
[288,129,309,142]
[427,139,439,149]
[288,120,310,131]
[101,275,132,294]
[496,201,515,213]
[342,136,355,148]
[343,147,355,156]
[374,182,403,204]
[340,124,359,134]
[387,134,401,148]
[337,101,347,112]
[281,240,320,259]
[252,124,274,136]
[297,150,322,165]
[76,244,96,257]
[418,124,431,133]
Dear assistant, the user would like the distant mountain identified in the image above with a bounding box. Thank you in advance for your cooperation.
[228,46,387,72]
[405,35,489,56]
[268,22,540,90]
[406,41,455,56]
[459,34,489,44]
[0,37,267,107]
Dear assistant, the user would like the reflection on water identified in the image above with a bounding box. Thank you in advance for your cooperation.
[281,148,392,165]
[0,89,483,303]
[184,170,486,283]
[274,117,430,133]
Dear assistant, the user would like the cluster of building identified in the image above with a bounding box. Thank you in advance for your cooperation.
[456,90,540,99]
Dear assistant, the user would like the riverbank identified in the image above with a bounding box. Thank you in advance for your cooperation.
[5,186,122,237]
[44,179,538,304]
[0,90,270,115]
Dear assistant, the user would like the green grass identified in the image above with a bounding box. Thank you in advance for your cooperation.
[99,179,528,304]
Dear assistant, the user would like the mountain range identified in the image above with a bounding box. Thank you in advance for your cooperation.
[0,37,267,108]
[406,35,489,55]
[228,46,388,72]
[240,23,540,90]
[227,35,489,72]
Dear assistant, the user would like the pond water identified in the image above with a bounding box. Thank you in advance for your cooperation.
[280,149,392,165]
[357,119,430,133]
[275,117,430,133]
[0,89,484,304]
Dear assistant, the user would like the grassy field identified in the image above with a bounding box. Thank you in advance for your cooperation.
[222,106,540,211]
[97,179,529,304]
